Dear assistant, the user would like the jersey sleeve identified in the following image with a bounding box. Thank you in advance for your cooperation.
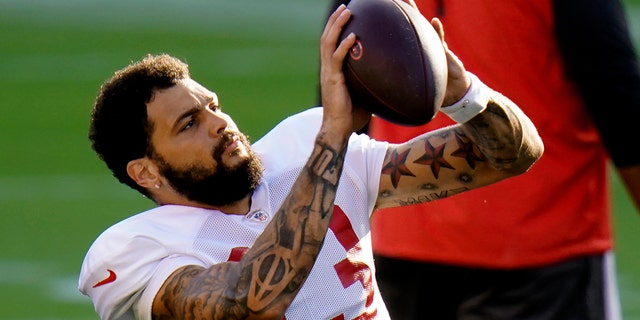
[78,221,205,320]
[135,255,206,320]
[554,0,640,167]
[345,131,389,216]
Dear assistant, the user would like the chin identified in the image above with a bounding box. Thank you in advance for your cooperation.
[224,151,251,170]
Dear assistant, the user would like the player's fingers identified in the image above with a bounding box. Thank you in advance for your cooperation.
[321,5,349,47]
[430,18,462,75]
[328,7,352,51]
[334,33,356,64]
[428,19,469,106]
[430,18,445,44]
[321,6,353,69]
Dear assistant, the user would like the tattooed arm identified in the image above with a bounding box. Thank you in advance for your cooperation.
[151,6,358,320]
[375,98,543,209]
[375,18,544,210]
[152,137,348,320]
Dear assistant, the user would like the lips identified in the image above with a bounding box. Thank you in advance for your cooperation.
[213,132,245,160]
[216,133,242,157]
[225,136,240,153]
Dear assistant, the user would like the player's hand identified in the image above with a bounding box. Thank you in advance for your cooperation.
[320,5,364,136]
[431,18,471,107]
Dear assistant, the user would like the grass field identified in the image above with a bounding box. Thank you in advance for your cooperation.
[0,0,639,319]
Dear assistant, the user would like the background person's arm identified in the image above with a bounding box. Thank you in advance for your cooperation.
[555,0,640,211]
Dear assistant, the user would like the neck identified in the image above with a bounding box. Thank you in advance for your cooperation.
[206,193,252,215]
[154,190,253,215]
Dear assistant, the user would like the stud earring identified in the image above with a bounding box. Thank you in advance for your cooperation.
[154,184,161,189]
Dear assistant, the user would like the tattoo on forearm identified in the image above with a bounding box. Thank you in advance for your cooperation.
[381,149,416,188]
[157,264,250,319]
[462,101,520,166]
[247,249,300,312]
[241,140,346,314]
[450,130,486,169]
[310,142,343,186]
[396,186,469,206]
[308,140,345,219]
[413,138,454,178]
[381,126,493,190]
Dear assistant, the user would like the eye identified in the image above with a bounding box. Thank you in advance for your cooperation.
[181,118,197,132]
[208,101,221,112]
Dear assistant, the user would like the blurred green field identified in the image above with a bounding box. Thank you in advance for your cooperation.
[0,0,639,319]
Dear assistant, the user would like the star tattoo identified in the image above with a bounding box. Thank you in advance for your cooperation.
[414,139,454,179]
[382,149,416,188]
[451,131,486,169]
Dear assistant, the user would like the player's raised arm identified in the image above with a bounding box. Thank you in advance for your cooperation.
[151,5,357,319]
[375,18,544,210]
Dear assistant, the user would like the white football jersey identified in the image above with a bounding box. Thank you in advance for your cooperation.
[78,108,390,320]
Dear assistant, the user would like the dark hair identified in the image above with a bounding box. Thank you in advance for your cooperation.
[89,54,190,197]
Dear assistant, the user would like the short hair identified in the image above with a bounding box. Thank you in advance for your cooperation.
[89,54,190,197]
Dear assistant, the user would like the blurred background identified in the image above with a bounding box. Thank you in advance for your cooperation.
[0,0,638,319]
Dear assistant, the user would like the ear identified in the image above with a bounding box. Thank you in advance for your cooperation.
[126,157,161,190]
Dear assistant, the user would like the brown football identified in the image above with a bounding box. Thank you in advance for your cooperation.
[340,0,447,126]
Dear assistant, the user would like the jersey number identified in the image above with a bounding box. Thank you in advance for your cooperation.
[329,205,377,319]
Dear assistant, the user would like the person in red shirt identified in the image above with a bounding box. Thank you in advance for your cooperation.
[323,0,640,318]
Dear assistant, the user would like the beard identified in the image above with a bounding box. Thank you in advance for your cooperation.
[153,132,263,207]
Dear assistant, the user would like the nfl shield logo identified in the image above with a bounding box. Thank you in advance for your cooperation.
[246,210,269,222]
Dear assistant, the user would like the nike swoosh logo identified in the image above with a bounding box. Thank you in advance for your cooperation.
[92,269,117,288]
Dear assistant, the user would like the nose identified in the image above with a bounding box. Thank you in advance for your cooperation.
[206,108,229,137]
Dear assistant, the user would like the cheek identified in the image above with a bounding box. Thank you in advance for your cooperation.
[163,142,218,169]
